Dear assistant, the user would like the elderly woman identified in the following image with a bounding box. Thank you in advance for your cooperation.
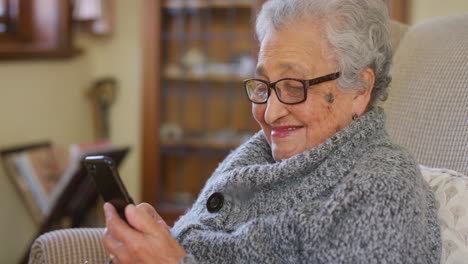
[102,0,441,263]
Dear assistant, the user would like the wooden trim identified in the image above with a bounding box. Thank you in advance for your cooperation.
[17,0,33,41]
[2,0,33,41]
[387,0,409,24]
[57,0,71,47]
[163,1,252,9]
[0,47,81,60]
[0,0,79,60]
[141,0,162,206]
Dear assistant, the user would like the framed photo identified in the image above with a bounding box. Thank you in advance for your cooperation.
[1,142,70,224]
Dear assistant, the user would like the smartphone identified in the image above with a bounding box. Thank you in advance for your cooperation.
[84,155,134,223]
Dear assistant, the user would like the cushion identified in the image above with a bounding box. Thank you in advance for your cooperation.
[420,165,468,264]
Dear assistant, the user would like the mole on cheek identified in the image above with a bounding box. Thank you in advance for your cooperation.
[324,93,334,103]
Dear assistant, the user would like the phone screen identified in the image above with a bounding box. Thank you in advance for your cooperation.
[84,155,134,222]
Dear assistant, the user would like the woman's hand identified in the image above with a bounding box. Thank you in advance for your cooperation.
[102,202,186,264]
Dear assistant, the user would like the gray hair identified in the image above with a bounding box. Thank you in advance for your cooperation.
[256,0,392,106]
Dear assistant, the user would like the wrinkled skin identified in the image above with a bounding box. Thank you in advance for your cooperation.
[102,203,186,264]
[253,19,374,161]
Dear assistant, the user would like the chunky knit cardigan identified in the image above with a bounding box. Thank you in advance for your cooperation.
[172,107,441,264]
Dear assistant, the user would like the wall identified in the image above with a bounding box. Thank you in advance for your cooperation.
[78,0,143,204]
[0,57,95,262]
[410,0,468,24]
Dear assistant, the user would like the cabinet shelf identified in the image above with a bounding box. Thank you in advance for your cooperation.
[161,137,244,152]
[163,0,252,10]
[157,202,190,226]
[161,90,246,101]
[162,32,251,41]
[163,73,245,83]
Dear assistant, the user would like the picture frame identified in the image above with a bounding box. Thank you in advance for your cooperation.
[0,140,118,224]
[1,142,58,223]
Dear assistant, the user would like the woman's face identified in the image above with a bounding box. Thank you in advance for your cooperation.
[253,20,359,161]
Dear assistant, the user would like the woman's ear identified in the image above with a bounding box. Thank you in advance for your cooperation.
[352,68,375,116]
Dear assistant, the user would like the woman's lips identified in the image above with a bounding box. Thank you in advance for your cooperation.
[271,125,303,138]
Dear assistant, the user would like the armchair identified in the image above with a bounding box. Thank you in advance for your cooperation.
[28,14,468,264]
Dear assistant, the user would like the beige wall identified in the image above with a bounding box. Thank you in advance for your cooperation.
[79,0,143,203]
[0,57,95,262]
[0,0,142,262]
[410,0,468,24]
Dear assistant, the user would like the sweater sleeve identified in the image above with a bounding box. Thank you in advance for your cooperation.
[175,209,304,263]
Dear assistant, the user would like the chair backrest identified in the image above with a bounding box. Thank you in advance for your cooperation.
[389,20,409,52]
[384,13,468,175]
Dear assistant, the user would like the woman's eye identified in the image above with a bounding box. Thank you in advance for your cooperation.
[255,85,267,93]
[285,84,303,95]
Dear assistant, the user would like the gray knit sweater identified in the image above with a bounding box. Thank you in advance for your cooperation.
[172,107,441,263]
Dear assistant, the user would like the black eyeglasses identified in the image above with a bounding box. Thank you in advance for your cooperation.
[244,72,340,104]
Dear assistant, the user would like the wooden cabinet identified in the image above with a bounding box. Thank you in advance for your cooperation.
[142,0,263,225]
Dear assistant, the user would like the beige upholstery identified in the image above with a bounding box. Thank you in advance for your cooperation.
[28,15,467,264]
[389,20,409,51]
[384,13,468,175]
[29,228,107,264]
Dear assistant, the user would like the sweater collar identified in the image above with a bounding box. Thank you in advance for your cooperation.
[213,107,386,189]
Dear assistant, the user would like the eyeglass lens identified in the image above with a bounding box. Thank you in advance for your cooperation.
[246,79,305,104]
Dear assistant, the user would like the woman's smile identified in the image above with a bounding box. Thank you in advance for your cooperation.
[270,125,304,138]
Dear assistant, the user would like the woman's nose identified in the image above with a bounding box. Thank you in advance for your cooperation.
[264,89,289,124]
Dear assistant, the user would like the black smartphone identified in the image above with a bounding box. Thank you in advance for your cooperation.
[84,155,134,223]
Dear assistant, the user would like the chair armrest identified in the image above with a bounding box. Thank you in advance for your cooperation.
[29,228,107,264]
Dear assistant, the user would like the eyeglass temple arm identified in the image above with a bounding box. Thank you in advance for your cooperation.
[308,72,341,86]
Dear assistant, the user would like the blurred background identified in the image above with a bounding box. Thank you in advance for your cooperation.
[0,0,466,262]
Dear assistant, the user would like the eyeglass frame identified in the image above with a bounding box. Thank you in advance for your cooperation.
[243,72,341,105]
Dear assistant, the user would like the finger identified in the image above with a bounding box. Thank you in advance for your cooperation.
[102,228,127,263]
[102,228,121,253]
[138,203,171,232]
[157,219,171,234]
[136,203,162,222]
[125,204,166,235]
[104,202,140,243]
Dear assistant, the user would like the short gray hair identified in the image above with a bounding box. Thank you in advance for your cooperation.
[256,0,392,106]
